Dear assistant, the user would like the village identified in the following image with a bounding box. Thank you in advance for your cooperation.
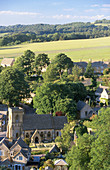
[0,55,110,170]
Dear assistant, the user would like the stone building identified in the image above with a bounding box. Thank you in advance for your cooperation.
[0,137,31,169]
[7,107,68,143]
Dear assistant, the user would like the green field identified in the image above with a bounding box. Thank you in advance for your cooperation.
[0,37,110,62]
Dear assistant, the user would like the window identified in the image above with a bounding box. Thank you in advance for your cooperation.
[19,156,23,160]
[0,150,3,156]
[47,131,51,137]
[26,132,29,138]
[40,132,44,138]
[85,111,88,116]
[15,115,19,123]
[57,131,59,136]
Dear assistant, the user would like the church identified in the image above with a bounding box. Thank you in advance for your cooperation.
[7,107,68,143]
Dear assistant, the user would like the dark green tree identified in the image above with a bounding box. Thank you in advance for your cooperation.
[73,122,88,137]
[0,67,30,106]
[66,134,95,170]
[14,50,35,76]
[34,53,50,75]
[84,61,94,78]
[72,64,82,82]
[55,123,72,151]
[33,83,76,121]
[53,53,73,79]
[42,63,59,82]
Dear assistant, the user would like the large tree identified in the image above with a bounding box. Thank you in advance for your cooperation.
[0,67,30,106]
[34,53,50,75]
[33,83,76,121]
[84,61,94,78]
[14,50,35,76]
[53,53,73,79]
[66,134,95,170]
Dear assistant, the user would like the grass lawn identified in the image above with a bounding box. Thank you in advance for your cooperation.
[0,36,110,62]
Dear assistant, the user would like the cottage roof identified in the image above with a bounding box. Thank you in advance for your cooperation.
[54,159,68,166]
[0,158,11,166]
[10,137,29,150]
[49,144,60,153]
[1,58,15,66]
[77,101,86,111]
[23,114,67,131]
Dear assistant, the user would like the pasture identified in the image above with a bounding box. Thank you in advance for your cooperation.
[0,37,110,62]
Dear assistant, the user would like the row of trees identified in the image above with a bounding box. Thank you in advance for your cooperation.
[0,21,110,46]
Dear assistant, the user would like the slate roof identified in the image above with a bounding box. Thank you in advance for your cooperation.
[23,114,67,131]
[49,144,60,153]
[1,58,15,66]
[77,101,86,111]
[10,137,29,150]
[95,87,103,94]
[53,116,67,130]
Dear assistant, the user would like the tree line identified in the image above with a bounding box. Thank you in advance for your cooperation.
[0,20,110,46]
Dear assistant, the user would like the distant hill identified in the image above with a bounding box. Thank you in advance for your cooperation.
[0,19,110,46]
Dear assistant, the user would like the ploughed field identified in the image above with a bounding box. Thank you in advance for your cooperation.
[0,36,110,62]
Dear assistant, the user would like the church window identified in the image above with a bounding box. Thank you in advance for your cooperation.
[26,133,29,138]
[15,115,19,123]
[16,133,19,138]
[47,131,51,137]
[40,132,44,138]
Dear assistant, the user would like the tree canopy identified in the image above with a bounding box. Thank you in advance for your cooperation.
[53,53,73,79]
[0,67,30,106]
[84,61,94,78]
[34,53,50,75]
[33,82,77,121]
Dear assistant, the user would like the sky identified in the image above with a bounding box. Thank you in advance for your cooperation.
[0,0,110,26]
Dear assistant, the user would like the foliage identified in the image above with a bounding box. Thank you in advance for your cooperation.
[34,53,50,75]
[43,63,59,82]
[84,61,94,78]
[66,134,95,170]
[0,20,110,46]
[103,67,110,75]
[66,107,110,170]
[53,53,73,79]
[33,83,76,121]
[0,67,30,106]
[73,122,88,137]
[72,64,82,82]
[14,50,35,76]
[89,130,110,170]
[55,123,72,151]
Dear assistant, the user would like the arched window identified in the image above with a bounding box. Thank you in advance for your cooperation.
[47,131,51,137]
[57,131,59,136]
[26,133,29,138]
[16,133,19,139]
[15,115,19,123]
[40,132,44,138]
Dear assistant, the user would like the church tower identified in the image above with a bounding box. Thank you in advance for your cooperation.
[7,107,24,140]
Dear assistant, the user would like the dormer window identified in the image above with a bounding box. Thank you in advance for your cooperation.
[19,156,23,160]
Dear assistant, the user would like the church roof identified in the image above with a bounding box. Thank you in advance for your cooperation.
[23,114,67,131]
